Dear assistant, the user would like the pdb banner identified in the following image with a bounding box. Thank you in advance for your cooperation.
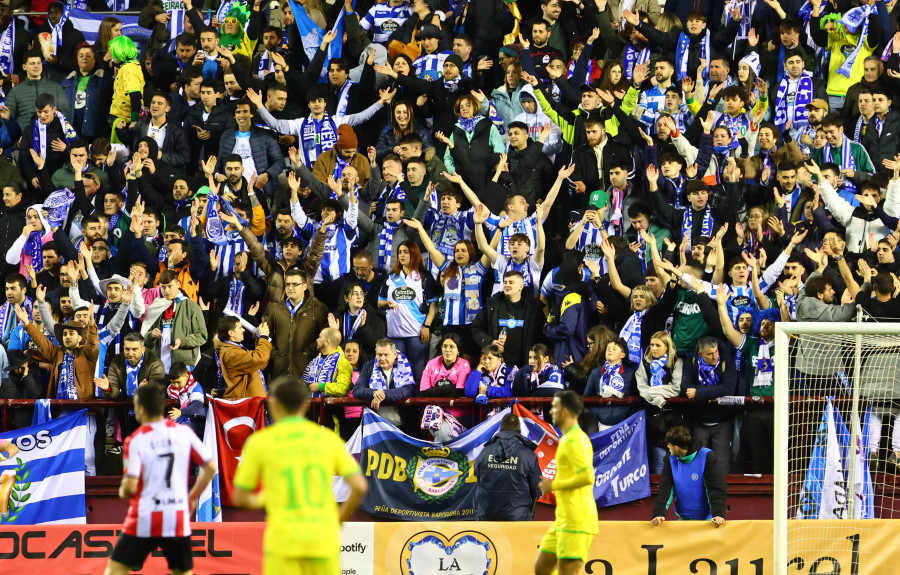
[360,407,512,520]
[590,410,651,506]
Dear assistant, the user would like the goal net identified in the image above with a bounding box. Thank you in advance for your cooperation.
[774,322,900,575]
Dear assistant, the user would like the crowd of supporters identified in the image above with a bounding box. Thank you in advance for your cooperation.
[0,0,899,477]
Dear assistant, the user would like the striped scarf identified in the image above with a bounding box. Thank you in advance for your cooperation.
[343,311,364,340]
[368,352,413,391]
[624,43,650,80]
[697,356,720,386]
[774,72,813,129]
[0,19,15,75]
[34,111,75,158]
[823,139,857,194]
[24,231,44,272]
[676,29,709,81]
[57,351,78,399]
[599,361,626,396]
[649,354,668,387]
[682,206,714,248]
[620,310,645,364]
[225,275,245,317]
[377,221,401,269]
[303,349,342,396]
[125,355,144,397]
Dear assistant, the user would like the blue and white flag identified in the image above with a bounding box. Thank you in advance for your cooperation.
[287,0,343,75]
[796,398,849,519]
[67,9,147,45]
[205,194,248,246]
[589,410,651,507]
[852,404,875,519]
[0,409,88,525]
[195,396,222,522]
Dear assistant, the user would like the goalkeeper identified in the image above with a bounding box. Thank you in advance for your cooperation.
[651,426,727,527]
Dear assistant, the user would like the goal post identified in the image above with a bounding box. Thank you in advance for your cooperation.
[774,321,900,575]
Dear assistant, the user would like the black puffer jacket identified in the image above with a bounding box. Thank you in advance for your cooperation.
[474,431,542,521]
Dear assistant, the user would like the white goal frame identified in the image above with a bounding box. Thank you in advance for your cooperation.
[774,321,900,574]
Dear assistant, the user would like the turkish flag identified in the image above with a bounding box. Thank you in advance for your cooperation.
[512,403,560,505]
[210,397,267,506]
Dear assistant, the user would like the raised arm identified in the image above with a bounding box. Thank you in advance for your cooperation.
[599,240,631,298]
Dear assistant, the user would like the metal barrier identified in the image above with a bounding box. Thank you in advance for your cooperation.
[0,395,775,433]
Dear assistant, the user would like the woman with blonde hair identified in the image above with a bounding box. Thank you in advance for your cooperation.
[636,331,685,473]
[654,12,682,34]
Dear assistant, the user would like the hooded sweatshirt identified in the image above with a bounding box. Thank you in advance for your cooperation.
[513,83,563,159]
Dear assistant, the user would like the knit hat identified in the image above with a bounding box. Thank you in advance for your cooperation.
[444,53,465,71]
[588,189,609,210]
[499,45,520,58]
[108,35,138,63]
[739,52,761,78]
[336,125,358,150]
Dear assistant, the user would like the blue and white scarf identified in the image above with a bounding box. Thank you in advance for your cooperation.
[205,193,249,246]
[624,43,650,80]
[50,4,70,51]
[0,20,15,75]
[377,221,400,269]
[667,175,685,209]
[168,9,186,53]
[334,154,350,180]
[725,0,752,55]
[0,297,32,344]
[599,361,626,396]
[368,352,414,391]
[24,230,44,272]
[837,5,875,78]
[125,355,144,397]
[775,72,813,129]
[335,79,354,117]
[256,49,275,79]
[105,0,129,10]
[304,350,342,388]
[444,75,461,92]
[697,356,720,386]
[620,309,645,364]
[649,354,668,387]
[287,297,305,316]
[57,351,78,399]
[458,114,483,133]
[823,138,857,194]
[682,206,714,247]
[715,111,751,142]
[225,275,245,316]
[300,114,338,167]
[34,111,75,158]
[676,29,710,81]
[343,311,364,340]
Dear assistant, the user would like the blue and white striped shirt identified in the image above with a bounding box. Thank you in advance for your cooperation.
[414,51,452,81]
[291,200,359,283]
[361,2,413,44]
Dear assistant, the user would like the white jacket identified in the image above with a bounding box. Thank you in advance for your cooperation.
[818,179,900,253]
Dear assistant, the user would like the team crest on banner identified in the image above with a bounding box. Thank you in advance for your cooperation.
[408,447,467,502]
[400,531,498,575]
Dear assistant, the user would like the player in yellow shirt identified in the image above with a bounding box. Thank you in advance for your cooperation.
[535,390,598,575]
[233,376,368,575]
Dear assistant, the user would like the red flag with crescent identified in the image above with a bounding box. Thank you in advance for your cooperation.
[210,397,267,506]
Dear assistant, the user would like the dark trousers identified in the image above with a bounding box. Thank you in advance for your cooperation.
[692,418,733,478]
[745,406,774,474]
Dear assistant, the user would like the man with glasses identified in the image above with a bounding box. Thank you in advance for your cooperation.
[264,269,329,378]
[334,250,388,312]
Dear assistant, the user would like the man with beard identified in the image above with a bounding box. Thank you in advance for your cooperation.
[115,92,190,171]
[1,273,32,346]
[216,97,284,200]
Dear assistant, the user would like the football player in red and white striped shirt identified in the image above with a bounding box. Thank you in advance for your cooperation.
[105,385,216,575]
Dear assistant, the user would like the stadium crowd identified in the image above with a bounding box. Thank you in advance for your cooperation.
[0,0,899,479]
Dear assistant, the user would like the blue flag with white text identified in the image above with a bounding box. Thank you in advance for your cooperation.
[589,410,651,507]
[0,410,88,525]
